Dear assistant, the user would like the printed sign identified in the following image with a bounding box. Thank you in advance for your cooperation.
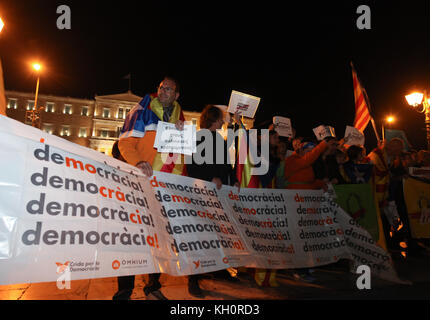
[273,116,293,137]
[227,90,260,119]
[313,125,336,141]
[344,126,365,146]
[154,121,196,155]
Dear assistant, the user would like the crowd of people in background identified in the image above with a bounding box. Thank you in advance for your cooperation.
[110,76,429,300]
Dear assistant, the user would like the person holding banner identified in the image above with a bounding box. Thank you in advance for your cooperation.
[283,137,336,282]
[187,105,239,189]
[284,138,336,190]
[116,77,185,300]
[186,105,240,297]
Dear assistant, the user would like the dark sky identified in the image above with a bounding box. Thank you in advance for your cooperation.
[1,0,430,150]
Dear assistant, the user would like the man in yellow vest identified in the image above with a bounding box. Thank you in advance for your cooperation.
[367,138,404,248]
[115,77,185,300]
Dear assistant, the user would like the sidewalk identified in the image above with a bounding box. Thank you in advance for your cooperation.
[2,254,429,300]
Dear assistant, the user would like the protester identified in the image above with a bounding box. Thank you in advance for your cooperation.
[187,105,239,189]
[275,138,288,188]
[186,105,240,297]
[259,130,281,188]
[339,145,373,184]
[313,137,344,184]
[367,138,405,251]
[284,138,337,190]
[116,76,185,300]
[283,137,337,282]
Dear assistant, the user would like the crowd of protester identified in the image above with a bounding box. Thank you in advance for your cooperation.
[110,76,429,299]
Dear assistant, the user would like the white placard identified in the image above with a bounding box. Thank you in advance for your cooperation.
[153,121,196,156]
[227,90,260,119]
[313,125,336,141]
[273,116,293,137]
[344,126,365,146]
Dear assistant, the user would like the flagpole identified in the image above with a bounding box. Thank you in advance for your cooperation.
[370,117,381,142]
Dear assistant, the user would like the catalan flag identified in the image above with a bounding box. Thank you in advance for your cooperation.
[351,63,371,133]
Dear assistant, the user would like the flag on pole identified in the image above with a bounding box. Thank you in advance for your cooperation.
[351,62,381,141]
[351,63,371,133]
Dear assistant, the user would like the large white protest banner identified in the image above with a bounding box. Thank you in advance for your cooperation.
[0,116,404,285]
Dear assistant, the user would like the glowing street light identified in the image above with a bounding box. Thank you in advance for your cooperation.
[382,116,395,141]
[405,92,424,107]
[386,116,395,124]
[27,62,43,128]
[405,90,430,150]
[0,17,4,33]
[33,63,41,71]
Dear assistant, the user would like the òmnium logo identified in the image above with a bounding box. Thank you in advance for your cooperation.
[112,259,148,270]
[112,260,121,270]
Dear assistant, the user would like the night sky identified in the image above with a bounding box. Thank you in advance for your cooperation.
[1,1,430,150]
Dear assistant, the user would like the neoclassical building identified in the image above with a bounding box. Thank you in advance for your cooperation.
[5,90,254,155]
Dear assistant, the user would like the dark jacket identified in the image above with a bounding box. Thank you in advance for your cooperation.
[187,131,237,186]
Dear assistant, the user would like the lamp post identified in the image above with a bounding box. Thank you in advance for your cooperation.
[405,91,430,150]
[27,63,43,128]
[382,116,395,141]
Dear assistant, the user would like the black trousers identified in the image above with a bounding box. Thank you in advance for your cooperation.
[116,273,162,295]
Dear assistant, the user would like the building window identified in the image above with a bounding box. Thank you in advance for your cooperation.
[27,101,35,110]
[43,124,54,134]
[61,126,71,136]
[117,108,124,119]
[7,99,18,109]
[78,128,87,137]
[45,102,55,113]
[103,108,110,118]
[126,108,131,116]
[81,106,89,116]
[100,129,109,138]
[64,104,72,115]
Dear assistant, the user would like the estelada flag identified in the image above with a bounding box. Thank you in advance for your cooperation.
[351,63,372,133]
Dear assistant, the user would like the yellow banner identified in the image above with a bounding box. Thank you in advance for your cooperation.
[403,178,430,238]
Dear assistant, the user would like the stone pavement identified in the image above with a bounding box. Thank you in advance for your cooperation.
[1,252,430,300]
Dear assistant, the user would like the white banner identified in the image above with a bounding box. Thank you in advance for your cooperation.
[0,116,403,285]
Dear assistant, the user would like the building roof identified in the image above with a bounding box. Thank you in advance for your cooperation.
[95,90,142,103]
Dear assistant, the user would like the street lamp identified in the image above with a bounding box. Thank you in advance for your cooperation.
[382,115,395,141]
[405,90,430,149]
[26,63,43,128]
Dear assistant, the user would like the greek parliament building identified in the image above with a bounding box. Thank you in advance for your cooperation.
[4,90,254,155]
